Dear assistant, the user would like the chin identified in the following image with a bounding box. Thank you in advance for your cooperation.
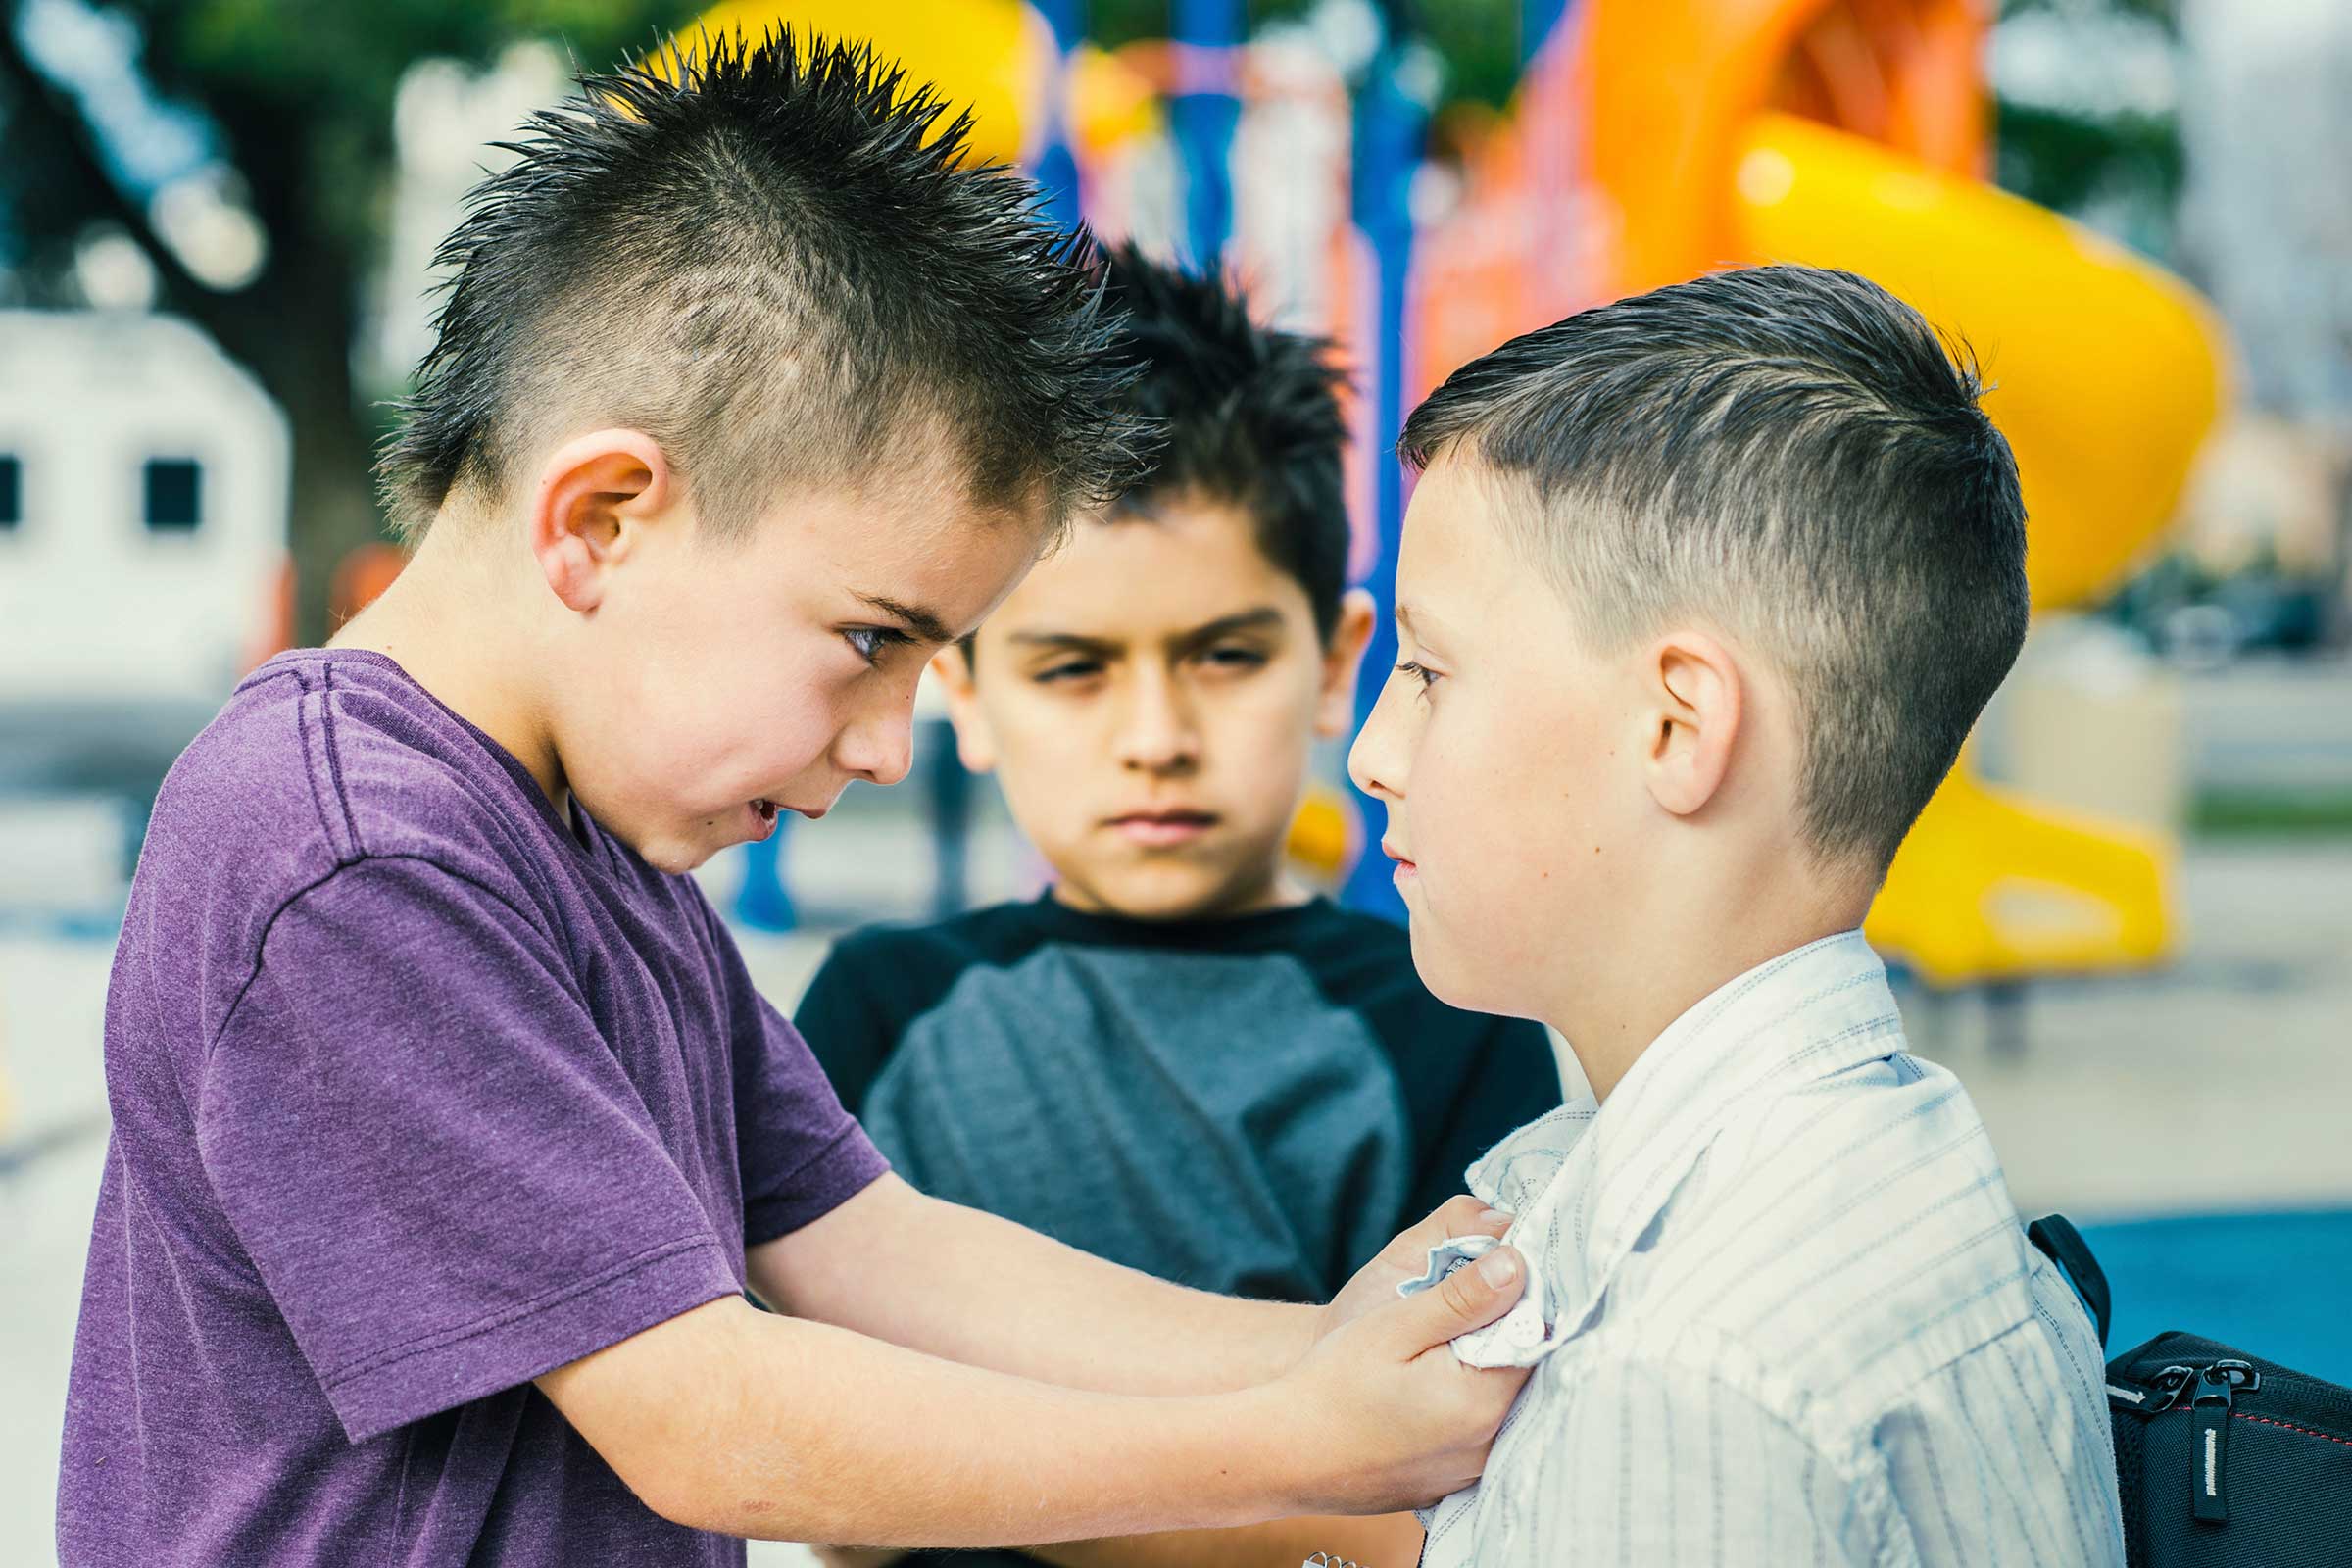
[633,830,713,877]
[1067,860,1253,922]
[1403,920,1513,1017]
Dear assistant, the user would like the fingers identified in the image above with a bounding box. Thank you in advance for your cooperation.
[1432,1193,1515,1242]
[1393,1242,1526,1352]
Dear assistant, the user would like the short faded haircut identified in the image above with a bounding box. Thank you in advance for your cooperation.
[378,30,1148,541]
[1400,264,2030,875]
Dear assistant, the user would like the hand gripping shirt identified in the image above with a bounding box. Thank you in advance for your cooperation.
[1420,932,2126,1568]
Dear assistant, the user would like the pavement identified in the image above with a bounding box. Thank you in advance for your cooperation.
[4,799,2350,1565]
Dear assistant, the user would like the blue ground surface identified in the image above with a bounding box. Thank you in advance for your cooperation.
[2081,1209,2352,1383]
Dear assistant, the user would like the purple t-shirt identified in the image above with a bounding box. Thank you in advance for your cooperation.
[59,649,889,1565]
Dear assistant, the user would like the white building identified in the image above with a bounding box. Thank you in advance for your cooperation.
[0,309,289,793]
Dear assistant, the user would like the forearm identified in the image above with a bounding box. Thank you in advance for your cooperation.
[752,1176,1316,1396]
[542,1297,1300,1546]
[1028,1509,1425,1568]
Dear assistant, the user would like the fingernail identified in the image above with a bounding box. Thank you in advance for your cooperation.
[1477,1249,1519,1288]
[1478,1208,1512,1229]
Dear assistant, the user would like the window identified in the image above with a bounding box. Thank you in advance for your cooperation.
[144,457,202,531]
[0,454,19,529]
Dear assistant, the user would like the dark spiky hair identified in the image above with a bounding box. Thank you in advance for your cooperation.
[377,29,1150,540]
[1094,244,1351,640]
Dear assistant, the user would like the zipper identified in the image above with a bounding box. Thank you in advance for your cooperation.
[2189,1362,2256,1523]
[2110,1358,2270,1527]
[2123,1339,2352,1423]
[2131,1364,2199,1415]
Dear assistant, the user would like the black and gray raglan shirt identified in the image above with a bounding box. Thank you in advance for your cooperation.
[796,894,1563,1307]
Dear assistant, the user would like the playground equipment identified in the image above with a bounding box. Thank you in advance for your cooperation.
[1407,0,2228,987]
[678,0,1056,167]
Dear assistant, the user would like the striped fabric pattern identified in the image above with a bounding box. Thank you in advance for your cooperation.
[1419,931,2126,1567]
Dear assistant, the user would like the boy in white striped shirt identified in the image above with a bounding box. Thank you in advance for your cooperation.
[1346,265,2126,1566]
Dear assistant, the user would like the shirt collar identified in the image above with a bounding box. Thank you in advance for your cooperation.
[1574,929,1903,1280]
[1453,931,1905,1368]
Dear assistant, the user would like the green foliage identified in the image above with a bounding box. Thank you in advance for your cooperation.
[1988,0,2185,256]
[99,1,694,247]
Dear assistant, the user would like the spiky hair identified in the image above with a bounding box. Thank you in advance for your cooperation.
[377,29,1149,540]
[1096,244,1352,640]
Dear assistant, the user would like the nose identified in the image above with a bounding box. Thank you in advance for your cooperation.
[835,688,915,788]
[1347,676,1405,803]
[1114,663,1200,775]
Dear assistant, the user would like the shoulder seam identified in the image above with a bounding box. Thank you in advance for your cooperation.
[285,663,338,860]
[318,658,365,858]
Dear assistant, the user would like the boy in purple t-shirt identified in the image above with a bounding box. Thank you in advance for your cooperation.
[58,33,1532,1568]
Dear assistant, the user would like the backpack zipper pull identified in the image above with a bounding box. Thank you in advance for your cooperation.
[2143,1365,2197,1413]
[2190,1361,2258,1524]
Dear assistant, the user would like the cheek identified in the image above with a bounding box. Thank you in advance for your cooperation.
[660,653,851,802]
[1408,700,1571,990]
[983,694,1101,833]
[1212,676,1317,800]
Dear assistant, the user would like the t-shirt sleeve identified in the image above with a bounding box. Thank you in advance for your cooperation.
[1408,1015,1564,1219]
[197,857,745,1445]
[704,914,890,1249]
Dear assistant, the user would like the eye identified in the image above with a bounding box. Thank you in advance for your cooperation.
[1396,659,1440,694]
[843,626,912,666]
[1197,643,1269,672]
[1034,659,1104,685]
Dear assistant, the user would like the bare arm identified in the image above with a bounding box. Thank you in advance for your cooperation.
[746,1173,1314,1395]
[748,1174,1515,1398]
[537,1239,1530,1546]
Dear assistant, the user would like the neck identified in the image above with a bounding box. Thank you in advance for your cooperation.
[328,524,569,811]
[1548,858,1873,1103]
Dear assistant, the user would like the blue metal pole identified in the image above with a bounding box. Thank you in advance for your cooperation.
[1168,0,1243,265]
[1032,0,1086,230]
[1339,48,1429,923]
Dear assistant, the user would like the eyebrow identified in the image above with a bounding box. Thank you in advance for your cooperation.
[1172,607,1287,654]
[855,593,956,646]
[1004,629,1120,656]
[1004,606,1290,660]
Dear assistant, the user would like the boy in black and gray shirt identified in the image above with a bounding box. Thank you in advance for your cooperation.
[796,249,1560,1568]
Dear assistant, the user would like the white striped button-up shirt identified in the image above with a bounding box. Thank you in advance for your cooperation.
[1418,931,2125,1567]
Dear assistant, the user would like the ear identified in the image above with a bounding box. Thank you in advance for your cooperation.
[526,429,673,614]
[1642,628,1743,818]
[927,645,999,774]
[1313,588,1379,740]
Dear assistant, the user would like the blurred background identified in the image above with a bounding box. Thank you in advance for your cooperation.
[3,0,2349,1560]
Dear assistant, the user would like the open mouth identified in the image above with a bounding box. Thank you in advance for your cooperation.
[1108,810,1218,848]
[1382,840,1417,877]
[747,798,780,840]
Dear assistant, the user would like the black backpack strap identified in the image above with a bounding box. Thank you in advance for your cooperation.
[2029,1213,2111,1351]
